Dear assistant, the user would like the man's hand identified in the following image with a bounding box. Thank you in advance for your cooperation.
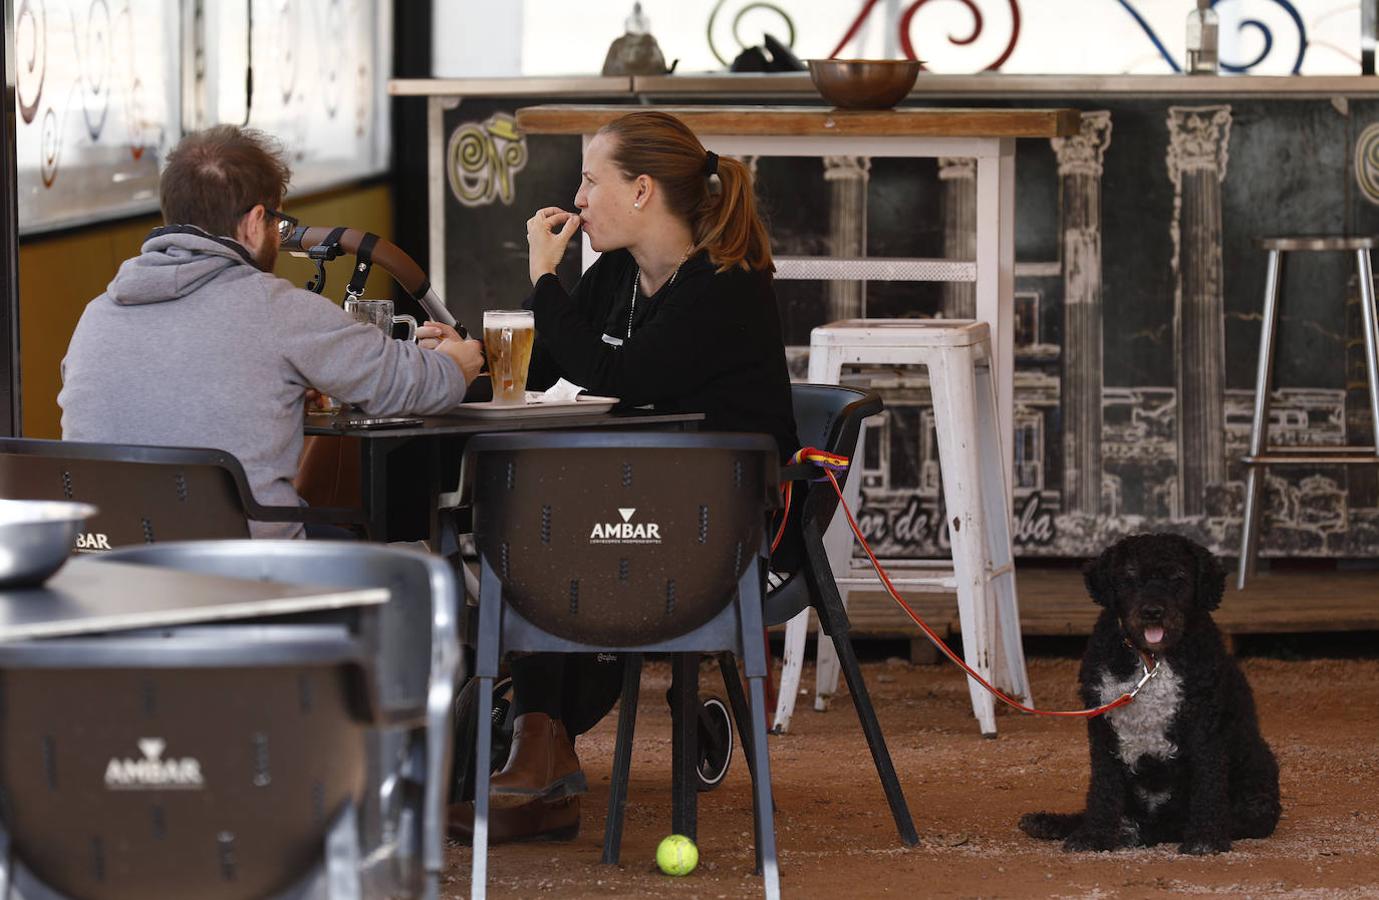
[424,320,485,384]
[303,388,337,412]
[526,207,581,286]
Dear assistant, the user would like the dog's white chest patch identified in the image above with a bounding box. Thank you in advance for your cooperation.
[1096,660,1183,770]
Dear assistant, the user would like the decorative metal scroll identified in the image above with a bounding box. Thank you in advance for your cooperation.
[707,0,797,67]
[1113,0,1308,75]
[831,0,1021,71]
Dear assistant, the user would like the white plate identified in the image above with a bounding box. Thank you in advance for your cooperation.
[448,394,620,418]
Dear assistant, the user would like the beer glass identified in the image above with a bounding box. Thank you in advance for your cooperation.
[343,298,418,342]
[483,310,535,405]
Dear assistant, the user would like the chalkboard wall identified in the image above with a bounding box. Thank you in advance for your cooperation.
[432,91,1379,560]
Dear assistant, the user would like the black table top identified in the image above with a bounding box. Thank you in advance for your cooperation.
[305,408,704,439]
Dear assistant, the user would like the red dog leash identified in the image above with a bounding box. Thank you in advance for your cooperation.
[775,448,1159,719]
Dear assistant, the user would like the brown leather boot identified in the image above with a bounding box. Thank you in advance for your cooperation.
[488,712,586,807]
[446,795,580,845]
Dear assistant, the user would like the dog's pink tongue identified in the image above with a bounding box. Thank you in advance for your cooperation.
[1144,625,1165,645]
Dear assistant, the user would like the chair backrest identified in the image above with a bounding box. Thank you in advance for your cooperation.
[0,438,257,544]
[791,384,883,530]
[463,431,779,647]
[98,540,461,898]
[102,541,451,722]
[0,625,370,900]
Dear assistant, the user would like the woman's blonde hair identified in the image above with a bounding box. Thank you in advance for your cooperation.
[597,111,773,273]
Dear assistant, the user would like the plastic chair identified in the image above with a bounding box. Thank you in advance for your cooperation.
[33,539,463,900]
[0,624,371,900]
[760,384,918,846]
[0,438,365,541]
[461,431,782,900]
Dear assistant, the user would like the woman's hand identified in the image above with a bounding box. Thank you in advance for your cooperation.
[527,207,581,286]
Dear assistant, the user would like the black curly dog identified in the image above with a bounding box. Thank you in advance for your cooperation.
[1019,533,1281,854]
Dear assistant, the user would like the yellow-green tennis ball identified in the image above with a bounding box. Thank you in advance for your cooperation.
[656,834,698,876]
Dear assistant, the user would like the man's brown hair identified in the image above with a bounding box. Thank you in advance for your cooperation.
[159,125,292,237]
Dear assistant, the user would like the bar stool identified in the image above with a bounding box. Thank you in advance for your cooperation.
[1237,235,1379,589]
[777,319,1030,737]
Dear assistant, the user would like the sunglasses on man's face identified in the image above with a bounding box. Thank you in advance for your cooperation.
[239,204,299,241]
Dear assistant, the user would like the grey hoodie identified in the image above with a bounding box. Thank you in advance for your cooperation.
[59,228,467,538]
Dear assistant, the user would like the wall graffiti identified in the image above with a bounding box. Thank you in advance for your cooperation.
[1355,122,1379,206]
[447,113,529,209]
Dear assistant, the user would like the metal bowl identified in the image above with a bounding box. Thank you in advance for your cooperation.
[0,499,99,588]
[806,59,922,110]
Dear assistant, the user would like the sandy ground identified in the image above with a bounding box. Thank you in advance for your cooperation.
[442,653,1379,898]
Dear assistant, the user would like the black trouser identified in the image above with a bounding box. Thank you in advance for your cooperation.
[510,653,627,738]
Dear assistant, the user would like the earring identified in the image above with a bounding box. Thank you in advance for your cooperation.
[634,202,641,209]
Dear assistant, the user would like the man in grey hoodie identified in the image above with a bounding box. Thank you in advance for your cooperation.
[58,125,484,538]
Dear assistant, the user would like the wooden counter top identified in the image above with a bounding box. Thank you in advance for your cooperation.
[515,104,1080,139]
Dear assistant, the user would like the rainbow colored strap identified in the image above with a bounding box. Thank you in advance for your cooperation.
[772,447,851,552]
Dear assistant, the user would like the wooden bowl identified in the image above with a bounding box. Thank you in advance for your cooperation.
[806,59,921,110]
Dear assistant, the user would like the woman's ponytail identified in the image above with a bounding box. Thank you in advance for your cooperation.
[694,155,774,273]
[600,111,774,274]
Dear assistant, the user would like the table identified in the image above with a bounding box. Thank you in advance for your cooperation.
[306,408,703,544]
[0,556,386,642]
[514,104,1081,493]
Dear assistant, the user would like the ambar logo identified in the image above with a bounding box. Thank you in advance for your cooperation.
[104,737,205,791]
[74,532,112,551]
[589,507,662,544]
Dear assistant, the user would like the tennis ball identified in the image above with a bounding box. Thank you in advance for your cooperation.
[656,833,699,876]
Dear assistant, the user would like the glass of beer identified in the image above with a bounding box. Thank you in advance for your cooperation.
[483,310,535,405]
[343,298,418,341]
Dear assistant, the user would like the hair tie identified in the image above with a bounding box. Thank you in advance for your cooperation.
[703,150,719,177]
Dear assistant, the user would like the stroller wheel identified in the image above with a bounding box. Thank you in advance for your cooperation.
[696,695,733,791]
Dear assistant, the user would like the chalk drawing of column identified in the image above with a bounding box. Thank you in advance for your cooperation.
[824,155,870,321]
[1345,277,1379,507]
[939,157,976,319]
[1167,105,1232,517]
[1052,111,1113,516]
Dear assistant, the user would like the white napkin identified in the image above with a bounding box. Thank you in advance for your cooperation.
[530,378,588,404]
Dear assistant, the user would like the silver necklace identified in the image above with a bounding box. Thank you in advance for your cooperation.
[628,247,693,339]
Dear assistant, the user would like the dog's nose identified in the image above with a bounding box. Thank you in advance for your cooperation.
[1141,605,1165,622]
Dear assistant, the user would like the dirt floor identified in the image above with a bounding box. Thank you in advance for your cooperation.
[442,651,1379,898]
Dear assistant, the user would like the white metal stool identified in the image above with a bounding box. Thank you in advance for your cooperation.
[1237,235,1379,589]
[774,319,1030,737]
